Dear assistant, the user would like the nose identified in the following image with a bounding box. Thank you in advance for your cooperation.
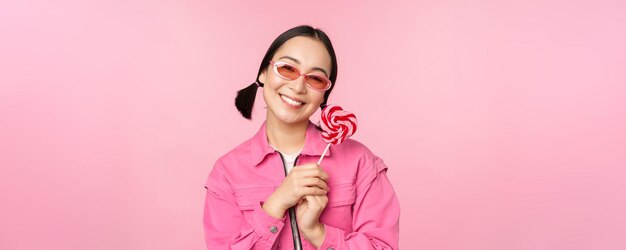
[289,74,307,93]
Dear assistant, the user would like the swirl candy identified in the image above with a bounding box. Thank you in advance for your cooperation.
[317,105,358,164]
[321,105,358,144]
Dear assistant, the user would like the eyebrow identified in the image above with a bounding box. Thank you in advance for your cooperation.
[278,55,329,77]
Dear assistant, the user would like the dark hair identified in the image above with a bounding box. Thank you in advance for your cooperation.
[235,25,338,119]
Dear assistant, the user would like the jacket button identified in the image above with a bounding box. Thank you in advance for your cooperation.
[270,226,278,234]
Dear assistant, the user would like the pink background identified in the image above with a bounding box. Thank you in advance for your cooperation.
[1,0,625,249]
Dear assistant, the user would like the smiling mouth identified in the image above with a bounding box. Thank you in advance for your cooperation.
[280,94,305,106]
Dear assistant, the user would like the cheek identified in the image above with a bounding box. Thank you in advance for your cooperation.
[262,76,283,94]
[309,92,325,106]
[262,86,275,104]
[260,84,270,102]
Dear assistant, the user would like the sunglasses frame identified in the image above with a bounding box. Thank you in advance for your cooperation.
[269,60,332,91]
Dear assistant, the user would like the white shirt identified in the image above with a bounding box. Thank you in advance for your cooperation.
[269,144,302,174]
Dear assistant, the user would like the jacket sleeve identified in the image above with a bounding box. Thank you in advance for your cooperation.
[203,160,287,250]
[318,156,400,250]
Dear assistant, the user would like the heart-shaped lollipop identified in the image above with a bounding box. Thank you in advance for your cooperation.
[317,105,358,164]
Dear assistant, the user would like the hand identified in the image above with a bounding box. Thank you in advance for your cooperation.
[262,163,329,218]
[296,195,328,247]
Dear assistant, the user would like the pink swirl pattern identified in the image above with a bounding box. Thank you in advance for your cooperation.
[320,105,358,145]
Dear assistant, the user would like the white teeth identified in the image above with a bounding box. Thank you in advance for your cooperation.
[280,95,303,106]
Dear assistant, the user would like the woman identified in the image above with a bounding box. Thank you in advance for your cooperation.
[203,25,400,249]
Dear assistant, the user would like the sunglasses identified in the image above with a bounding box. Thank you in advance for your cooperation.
[269,60,332,91]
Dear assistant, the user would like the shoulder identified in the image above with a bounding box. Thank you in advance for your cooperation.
[211,134,260,174]
[333,138,378,162]
[216,136,254,163]
[333,138,389,182]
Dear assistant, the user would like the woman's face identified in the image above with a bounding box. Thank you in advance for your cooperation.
[259,36,332,125]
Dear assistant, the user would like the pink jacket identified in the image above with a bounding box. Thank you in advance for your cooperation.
[203,121,400,249]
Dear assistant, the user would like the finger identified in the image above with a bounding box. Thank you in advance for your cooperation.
[296,163,319,169]
[304,195,318,208]
[297,198,306,205]
[300,187,328,196]
[295,164,329,180]
[306,195,325,211]
[294,168,330,181]
[300,178,329,191]
[319,195,328,207]
[318,170,329,181]
[309,195,327,211]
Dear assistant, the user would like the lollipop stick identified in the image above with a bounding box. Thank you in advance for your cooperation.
[317,143,331,165]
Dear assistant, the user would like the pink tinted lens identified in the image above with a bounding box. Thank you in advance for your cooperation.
[275,64,300,80]
[306,74,331,90]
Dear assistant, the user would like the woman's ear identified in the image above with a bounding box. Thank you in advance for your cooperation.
[258,69,267,85]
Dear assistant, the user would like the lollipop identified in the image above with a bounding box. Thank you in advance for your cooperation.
[317,105,358,164]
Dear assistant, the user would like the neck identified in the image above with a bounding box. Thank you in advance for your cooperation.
[265,112,308,155]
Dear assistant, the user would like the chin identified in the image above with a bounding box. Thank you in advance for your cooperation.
[276,113,307,124]
[271,107,311,124]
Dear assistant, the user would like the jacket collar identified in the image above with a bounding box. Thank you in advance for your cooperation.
[251,120,330,166]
